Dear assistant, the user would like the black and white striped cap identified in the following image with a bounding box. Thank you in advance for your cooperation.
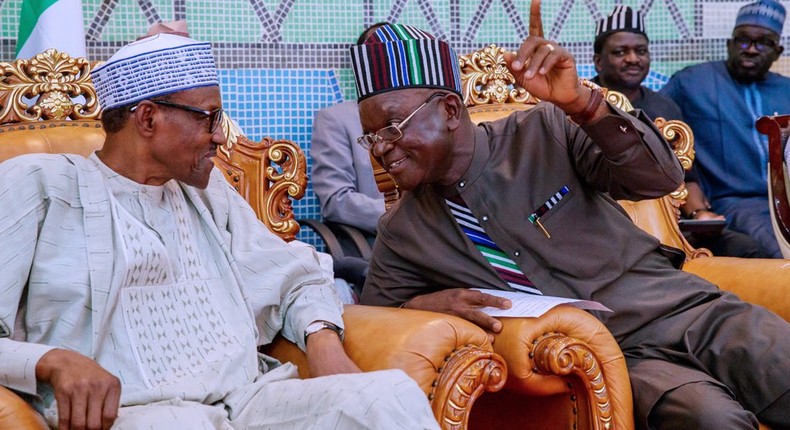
[595,5,647,39]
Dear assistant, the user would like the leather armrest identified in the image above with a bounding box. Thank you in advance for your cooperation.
[262,304,503,393]
[491,305,634,430]
[262,305,507,428]
[0,386,47,430]
[684,257,790,321]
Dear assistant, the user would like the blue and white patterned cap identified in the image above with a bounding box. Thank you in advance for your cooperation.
[92,33,219,110]
[735,0,786,36]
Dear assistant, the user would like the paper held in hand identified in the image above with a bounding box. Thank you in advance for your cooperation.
[473,288,612,318]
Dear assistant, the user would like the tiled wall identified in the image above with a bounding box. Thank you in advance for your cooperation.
[1,0,788,246]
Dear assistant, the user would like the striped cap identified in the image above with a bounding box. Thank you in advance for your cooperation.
[349,24,462,101]
[735,0,785,36]
[93,33,219,110]
[595,6,647,39]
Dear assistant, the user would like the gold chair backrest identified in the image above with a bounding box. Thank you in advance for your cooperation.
[0,49,306,242]
[370,43,709,260]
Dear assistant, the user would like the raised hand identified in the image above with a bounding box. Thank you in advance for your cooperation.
[503,0,588,113]
[36,349,121,430]
[402,288,511,335]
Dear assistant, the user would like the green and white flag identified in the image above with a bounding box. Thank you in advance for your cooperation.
[16,0,86,60]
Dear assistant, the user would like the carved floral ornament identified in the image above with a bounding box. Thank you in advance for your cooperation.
[0,49,101,123]
[459,44,537,107]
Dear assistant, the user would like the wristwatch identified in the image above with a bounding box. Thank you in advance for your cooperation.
[304,320,344,342]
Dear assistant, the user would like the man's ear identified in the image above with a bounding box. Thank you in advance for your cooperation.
[593,53,602,73]
[131,102,157,137]
[443,93,463,130]
[774,44,784,58]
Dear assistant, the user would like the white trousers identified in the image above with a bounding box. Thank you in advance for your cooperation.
[111,364,439,430]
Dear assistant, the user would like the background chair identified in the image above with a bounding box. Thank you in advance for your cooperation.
[757,114,790,259]
[0,49,508,430]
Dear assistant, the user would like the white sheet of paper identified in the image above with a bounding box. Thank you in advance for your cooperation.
[472,288,612,318]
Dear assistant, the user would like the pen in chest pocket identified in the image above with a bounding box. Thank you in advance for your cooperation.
[528,186,570,239]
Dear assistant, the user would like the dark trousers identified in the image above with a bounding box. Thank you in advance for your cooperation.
[717,196,782,258]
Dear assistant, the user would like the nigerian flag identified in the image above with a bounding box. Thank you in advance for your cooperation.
[16,0,86,59]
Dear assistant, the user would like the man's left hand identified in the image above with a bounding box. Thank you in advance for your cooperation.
[305,329,361,377]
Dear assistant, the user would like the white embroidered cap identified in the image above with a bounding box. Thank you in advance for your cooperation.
[92,33,219,110]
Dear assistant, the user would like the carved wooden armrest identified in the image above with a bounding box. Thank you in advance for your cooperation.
[261,305,507,429]
[492,306,634,430]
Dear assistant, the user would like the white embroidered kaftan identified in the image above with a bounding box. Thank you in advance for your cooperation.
[0,152,345,414]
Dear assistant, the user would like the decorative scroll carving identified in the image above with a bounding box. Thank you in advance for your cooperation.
[216,132,306,242]
[655,117,695,173]
[431,345,507,430]
[459,44,539,108]
[531,333,613,430]
[602,89,632,112]
[264,137,307,241]
[0,49,101,123]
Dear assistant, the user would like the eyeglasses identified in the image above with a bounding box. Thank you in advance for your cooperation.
[131,100,224,134]
[356,93,445,150]
[732,36,778,52]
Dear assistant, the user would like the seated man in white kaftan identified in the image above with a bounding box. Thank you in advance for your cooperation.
[0,34,438,430]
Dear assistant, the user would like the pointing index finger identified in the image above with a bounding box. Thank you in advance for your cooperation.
[529,0,544,38]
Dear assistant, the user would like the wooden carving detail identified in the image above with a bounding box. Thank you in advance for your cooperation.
[430,345,507,430]
[655,118,695,173]
[0,49,100,123]
[602,89,631,112]
[531,333,613,430]
[216,112,306,242]
[459,44,538,108]
[218,111,241,159]
[264,138,307,241]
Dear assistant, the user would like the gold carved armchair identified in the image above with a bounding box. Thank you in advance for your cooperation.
[0,49,507,430]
